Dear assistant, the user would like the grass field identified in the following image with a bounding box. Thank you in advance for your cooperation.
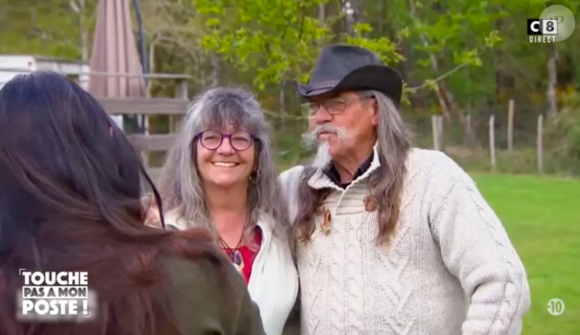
[472,173,580,335]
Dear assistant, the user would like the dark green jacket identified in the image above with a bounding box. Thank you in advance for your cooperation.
[165,256,265,335]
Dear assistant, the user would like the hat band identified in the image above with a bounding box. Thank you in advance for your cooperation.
[305,80,340,94]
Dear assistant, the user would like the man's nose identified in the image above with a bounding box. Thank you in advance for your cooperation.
[311,107,333,124]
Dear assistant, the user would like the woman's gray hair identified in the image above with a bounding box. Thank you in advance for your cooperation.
[158,87,286,244]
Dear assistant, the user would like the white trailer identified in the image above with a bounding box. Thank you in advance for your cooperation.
[0,55,90,90]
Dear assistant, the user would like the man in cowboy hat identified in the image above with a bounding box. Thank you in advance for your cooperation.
[279,45,530,335]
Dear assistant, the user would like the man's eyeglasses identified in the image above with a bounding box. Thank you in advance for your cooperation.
[194,130,255,151]
[300,95,374,117]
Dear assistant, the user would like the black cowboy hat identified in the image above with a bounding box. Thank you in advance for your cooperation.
[296,45,403,105]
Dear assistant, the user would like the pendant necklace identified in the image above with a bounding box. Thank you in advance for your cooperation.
[217,212,249,266]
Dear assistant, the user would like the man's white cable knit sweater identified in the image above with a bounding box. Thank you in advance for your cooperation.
[279,148,530,335]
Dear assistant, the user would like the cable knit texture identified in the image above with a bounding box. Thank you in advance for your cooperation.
[279,148,530,335]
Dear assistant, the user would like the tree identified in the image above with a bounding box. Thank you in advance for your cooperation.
[194,0,500,124]
[0,0,95,58]
[195,0,333,90]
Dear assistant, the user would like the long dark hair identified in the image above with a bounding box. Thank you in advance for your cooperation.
[0,71,227,335]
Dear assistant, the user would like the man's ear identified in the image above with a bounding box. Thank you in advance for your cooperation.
[371,100,379,126]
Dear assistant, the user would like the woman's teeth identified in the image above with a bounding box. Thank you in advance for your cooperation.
[213,162,238,167]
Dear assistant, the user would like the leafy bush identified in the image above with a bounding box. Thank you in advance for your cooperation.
[543,93,580,176]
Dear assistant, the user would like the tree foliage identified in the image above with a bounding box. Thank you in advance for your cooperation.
[0,0,96,58]
[192,0,506,107]
[2,0,580,131]
[195,0,332,90]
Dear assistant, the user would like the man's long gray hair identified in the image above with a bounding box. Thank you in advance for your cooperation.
[157,87,285,244]
[293,90,413,245]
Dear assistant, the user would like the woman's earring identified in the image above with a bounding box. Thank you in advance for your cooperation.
[249,171,259,183]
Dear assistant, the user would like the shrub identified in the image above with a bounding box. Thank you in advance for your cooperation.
[543,93,580,176]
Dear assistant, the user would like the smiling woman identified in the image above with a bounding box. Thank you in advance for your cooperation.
[195,128,256,188]
[156,87,299,335]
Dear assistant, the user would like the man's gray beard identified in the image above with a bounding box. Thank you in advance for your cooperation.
[301,124,348,171]
[311,141,332,170]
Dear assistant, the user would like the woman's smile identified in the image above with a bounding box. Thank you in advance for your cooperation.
[212,161,240,167]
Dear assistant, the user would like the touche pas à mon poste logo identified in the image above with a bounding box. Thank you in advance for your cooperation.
[17,270,98,322]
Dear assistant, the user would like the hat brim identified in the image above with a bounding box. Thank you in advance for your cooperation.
[296,65,403,105]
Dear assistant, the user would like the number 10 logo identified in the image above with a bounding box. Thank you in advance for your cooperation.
[547,298,565,316]
[527,19,559,35]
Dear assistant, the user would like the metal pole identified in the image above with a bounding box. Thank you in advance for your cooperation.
[132,0,148,134]
[132,0,148,76]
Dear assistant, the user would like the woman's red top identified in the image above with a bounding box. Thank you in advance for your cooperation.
[221,227,262,285]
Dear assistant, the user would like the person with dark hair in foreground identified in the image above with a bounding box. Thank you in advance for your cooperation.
[0,71,264,335]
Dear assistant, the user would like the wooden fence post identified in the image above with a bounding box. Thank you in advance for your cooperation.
[466,113,472,137]
[432,115,439,151]
[537,114,544,173]
[489,115,496,171]
[438,115,444,151]
[507,99,514,151]
[431,115,444,151]
[172,80,188,132]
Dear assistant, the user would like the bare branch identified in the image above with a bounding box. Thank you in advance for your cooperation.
[410,63,468,90]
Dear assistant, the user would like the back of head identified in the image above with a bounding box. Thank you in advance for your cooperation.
[0,71,150,255]
[0,72,220,335]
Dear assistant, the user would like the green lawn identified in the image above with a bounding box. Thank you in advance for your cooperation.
[472,173,580,335]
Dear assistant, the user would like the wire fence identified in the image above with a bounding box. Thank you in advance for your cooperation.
[270,100,552,173]
[2,69,574,177]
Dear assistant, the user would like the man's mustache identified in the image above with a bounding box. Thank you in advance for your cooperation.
[312,124,340,136]
[301,124,348,149]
